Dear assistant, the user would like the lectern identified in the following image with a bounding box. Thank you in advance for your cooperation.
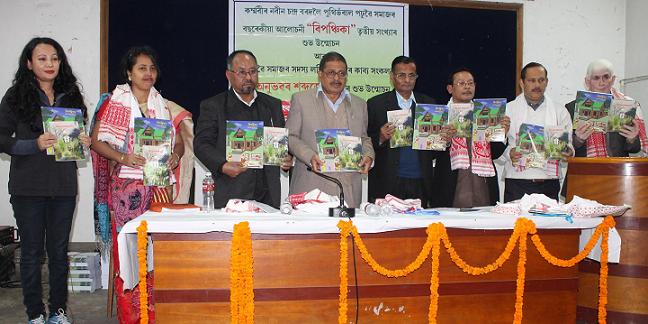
[567,157,648,323]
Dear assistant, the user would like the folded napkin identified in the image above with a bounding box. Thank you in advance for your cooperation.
[224,199,279,213]
[287,189,341,214]
[492,194,630,218]
[375,194,422,213]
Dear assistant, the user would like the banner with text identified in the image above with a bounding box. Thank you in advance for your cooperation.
[229,0,408,108]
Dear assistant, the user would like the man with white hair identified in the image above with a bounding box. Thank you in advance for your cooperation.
[565,59,647,157]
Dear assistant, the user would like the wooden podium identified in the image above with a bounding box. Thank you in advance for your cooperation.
[566,157,648,323]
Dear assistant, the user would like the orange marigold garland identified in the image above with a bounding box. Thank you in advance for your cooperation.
[513,219,531,324]
[335,216,614,324]
[230,221,254,324]
[337,221,351,324]
[428,224,443,323]
[136,220,149,324]
[598,217,612,324]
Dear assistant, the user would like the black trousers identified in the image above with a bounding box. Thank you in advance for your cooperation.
[504,179,560,202]
[11,195,76,319]
[392,177,428,207]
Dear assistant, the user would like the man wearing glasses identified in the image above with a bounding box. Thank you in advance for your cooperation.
[434,68,510,208]
[366,56,437,207]
[194,50,292,208]
[286,51,374,208]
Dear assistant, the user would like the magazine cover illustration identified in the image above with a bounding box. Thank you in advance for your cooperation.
[226,120,264,169]
[41,106,86,161]
[473,98,507,142]
[134,117,173,186]
[315,128,352,172]
[412,104,448,151]
[387,109,413,148]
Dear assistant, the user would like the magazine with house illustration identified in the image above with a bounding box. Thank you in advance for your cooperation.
[448,103,473,138]
[336,135,363,171]
[226,120,264,169]
[386,109,413,148]
[544,126,571,160]
[263,126,289,166]
[40,106,86,161]
[134,117,173,186]
[412,104,448,151]
[516,123,546,169]
[315,128,352,172]
[573,90,613,132]
[608,98,638,132]
[473,98,507,142]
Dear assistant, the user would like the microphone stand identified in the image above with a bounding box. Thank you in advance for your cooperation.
[307,166,355,218]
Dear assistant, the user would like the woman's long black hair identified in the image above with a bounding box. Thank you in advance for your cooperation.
[5,37,87,125]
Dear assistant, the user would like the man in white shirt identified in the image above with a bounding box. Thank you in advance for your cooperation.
[504,62,573,202]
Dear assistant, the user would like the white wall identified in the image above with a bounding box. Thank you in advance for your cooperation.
[0,0,630,241]
[625,0,648,110]
[0,0,100,242]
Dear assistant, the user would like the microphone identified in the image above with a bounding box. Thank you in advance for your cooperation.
[306,165,355,218]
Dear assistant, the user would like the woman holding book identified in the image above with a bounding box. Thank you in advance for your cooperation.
[90,45,186,322]
[0,37,89,323]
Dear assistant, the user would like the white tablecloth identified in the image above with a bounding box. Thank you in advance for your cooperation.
[117,207,620,290]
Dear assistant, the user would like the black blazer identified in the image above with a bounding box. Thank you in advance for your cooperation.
[194,89,285,208]
[367,90,438,207]
[565,100,640,157]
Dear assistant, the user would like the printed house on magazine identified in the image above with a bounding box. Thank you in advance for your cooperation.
[417,111,446,135]
[475,105,502,127]
[230,128,262,151]
[319,135,338,158]
[577,94,610,119]
[518,131,544,152]
[136,125,171,146]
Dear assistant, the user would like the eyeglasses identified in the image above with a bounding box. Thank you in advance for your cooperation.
[230,68,258,78]
[454,80,475,87]
[323,70,348,79]
[590,73,611,81]
[395,73,418,80]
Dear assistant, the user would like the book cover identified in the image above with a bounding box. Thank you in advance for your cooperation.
[336,134,363,171]
[448,103,473,138]
[263,126,289,166]
[315,128,351,172]
[473,98,507,142]
[134,117,173,186]
[386,109,413,148]
[516,123,546,169]
[226,120,264,169]
[544,126,570,160]
[608,98,638,132]
[412,104,448,151]
[40,106,86,161]
[573,90,613,132]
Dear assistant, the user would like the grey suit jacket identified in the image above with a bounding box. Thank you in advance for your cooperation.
[286,87,374,208]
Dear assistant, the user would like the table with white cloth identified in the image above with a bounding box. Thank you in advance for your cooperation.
[117,208,619,323]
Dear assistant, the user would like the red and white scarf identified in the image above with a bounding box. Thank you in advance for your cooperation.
[97,83,171,179]
[448,100,496,177]
[586,88,648,157]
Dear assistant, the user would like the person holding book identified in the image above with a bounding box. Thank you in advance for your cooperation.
[366,56,437,207]
[0,37,90,324]
[436,68,510,208]
[90,45,185,322]
[504,62,573,202]
[565,59,646,158]
[286,52,374,208]
[194,50,292,209]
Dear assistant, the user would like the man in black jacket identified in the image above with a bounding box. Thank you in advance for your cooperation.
[367,56,438,207]
[194,50,291,208]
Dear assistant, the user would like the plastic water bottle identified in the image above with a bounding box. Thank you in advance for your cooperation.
[202,172,215,212]
[361,202,381,216]
[280,202,293,215]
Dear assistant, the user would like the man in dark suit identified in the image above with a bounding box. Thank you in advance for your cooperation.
[367,56,438,207]
[194,50,291,208]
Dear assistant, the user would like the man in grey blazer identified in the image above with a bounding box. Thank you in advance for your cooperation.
[286,52,374,208]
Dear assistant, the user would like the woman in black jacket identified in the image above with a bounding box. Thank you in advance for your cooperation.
[0,37,89,324]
